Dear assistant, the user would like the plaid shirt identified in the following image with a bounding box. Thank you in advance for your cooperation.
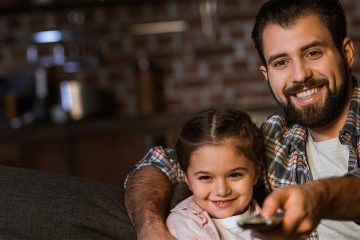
[260,77,360,240]
[262,77,360,191]
[124,78,360,240]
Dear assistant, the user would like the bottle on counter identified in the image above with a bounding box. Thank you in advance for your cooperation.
[136,57,164,116]
[32,66,49,121]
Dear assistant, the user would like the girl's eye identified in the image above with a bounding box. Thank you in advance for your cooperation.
[198,175,212,181]
[228,172,243,179]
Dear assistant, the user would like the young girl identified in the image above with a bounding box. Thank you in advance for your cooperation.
[166,107,265,239]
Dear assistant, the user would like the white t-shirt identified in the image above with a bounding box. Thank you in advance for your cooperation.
[212,208,253,240]
[307,134,360,239]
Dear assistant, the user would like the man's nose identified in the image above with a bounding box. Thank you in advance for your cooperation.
[292,59,312,83]
[215,179,231,196]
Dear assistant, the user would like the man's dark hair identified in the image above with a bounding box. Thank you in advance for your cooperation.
[251,0,347,66]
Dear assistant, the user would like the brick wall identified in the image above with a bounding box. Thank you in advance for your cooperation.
[0,0,359,119]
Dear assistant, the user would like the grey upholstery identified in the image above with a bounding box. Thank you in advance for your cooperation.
[0,165,136,240]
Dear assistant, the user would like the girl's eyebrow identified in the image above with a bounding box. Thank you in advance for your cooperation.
[193,171,211,176]
[230,167,247,172]
[193,167,248,176]
[229,167,248,173]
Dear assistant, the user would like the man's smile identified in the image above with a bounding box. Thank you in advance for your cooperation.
[290,86,324,106]
[295,87,320,99]
[284,78,328,97]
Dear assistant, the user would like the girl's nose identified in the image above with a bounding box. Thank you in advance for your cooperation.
[215,179,231,197]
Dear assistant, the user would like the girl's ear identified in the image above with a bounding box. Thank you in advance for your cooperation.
[185,175,192,191]
[253,166,261,186]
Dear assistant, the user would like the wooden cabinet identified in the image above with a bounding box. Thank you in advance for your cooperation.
[0,114,186,186]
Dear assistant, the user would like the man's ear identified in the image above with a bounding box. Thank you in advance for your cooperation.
[260,65,269,81]
[343,37,355,68]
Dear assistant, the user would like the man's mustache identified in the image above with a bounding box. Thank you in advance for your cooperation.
[284,78,328,97]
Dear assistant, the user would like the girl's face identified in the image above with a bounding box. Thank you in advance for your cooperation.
[185,139,260,219]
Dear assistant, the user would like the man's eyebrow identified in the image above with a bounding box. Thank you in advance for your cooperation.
[267,53,287,65]
[300,40,328,52]
[266,40,329,65]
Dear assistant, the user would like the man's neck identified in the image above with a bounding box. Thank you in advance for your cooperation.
[309,126,341,142]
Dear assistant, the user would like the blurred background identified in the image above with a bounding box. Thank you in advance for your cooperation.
[0,0,359,187]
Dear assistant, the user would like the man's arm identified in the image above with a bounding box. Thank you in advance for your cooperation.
[125,166,175,240]
[253,175,360,240]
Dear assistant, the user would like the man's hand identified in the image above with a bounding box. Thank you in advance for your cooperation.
[252,181,326,240]
[252,175,360,239]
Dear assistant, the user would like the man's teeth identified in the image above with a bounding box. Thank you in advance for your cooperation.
[296,88,319,98]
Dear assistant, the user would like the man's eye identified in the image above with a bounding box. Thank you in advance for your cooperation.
[272,59,288,69]
[306,50,322,59]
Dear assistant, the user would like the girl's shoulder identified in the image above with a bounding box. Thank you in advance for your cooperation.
[166,196,220,240]
[170,196,204,216]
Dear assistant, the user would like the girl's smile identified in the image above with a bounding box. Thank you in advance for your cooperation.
[185,138,259,219]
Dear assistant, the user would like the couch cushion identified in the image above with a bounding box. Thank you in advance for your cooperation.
[0,165,136,240]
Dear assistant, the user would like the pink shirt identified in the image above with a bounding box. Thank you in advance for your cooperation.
[166,196,260,240]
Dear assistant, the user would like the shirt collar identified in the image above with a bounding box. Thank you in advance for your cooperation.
[340,76,360,140]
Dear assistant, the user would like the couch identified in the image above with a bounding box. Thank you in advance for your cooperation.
[0,165,136,239]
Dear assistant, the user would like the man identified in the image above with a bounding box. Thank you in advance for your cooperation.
[125,0,360,239]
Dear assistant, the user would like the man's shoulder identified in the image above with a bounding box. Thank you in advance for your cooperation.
[261,112,307,144]
[264,112,286,124]
[261,112,288,138]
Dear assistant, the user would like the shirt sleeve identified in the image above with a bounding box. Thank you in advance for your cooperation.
[347,168,360,177]
[166,213,206,240]
[166,208,220,240]
[124,146,185,188]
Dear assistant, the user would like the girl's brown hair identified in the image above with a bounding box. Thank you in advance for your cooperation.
[175,107,265,173]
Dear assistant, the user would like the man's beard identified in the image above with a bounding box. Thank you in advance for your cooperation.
[270,59,350,128]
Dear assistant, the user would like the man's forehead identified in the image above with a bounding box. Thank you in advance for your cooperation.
[261,15,332,57]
